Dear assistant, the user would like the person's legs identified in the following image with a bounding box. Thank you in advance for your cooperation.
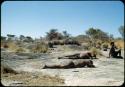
[65,53,80,59]
[115,49,121,56]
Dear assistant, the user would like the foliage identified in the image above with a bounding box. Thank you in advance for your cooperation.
[115,40,124,49]
[86,28,109,42]
[7,34,15,41]
[15,47,27,53]
[1,36,6,41]
[23,36,33,42]
[31,42,48,53]
[46,29,63,40]
[90,47,102,56]
[74,35,89,43]
[19,35,25,41]
[62,30,70,39]
[102,42,109,49]
[7,42,19,52]
[118,26,124,39]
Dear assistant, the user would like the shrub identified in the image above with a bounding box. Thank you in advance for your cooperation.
[96,40,102,49]
[7,42,19,52]
[32,42,48,53]
[15,47,27,53]
[102,42,109,49]
[115,40,124,49]
[90,47,102,56]
[83,45,90,50]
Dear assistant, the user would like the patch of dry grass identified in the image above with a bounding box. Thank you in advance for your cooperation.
[31,42,48,53]
[4,42,28,53]
[115,40,124,49]
[7,42,19,52]
[15,47,27,53]
[1,71,64,86]
[90,47,102,57]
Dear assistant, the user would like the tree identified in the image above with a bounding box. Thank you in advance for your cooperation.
[1,36,6,41]
[96,29,109,41]
[74,35,89,43]
[46,29,63,40]
[118,26,124,39]
[86,28,97,39]
[57,33,63,40]
[86,28,110,47]
[109,34,114,41]
[7,34,15,41]
[62,30,70,39]
[24,36,33,42]
[19,35,25,41]
[46,29,57,40]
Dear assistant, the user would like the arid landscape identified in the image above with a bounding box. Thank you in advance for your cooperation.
[1,1,124,86]
[1,43,124,86]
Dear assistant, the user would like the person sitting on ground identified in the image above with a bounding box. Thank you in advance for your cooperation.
[108,42,121,58]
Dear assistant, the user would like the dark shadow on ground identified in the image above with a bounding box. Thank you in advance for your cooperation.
[112,56,123,59]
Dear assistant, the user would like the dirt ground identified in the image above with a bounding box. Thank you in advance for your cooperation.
[1,48,124,86]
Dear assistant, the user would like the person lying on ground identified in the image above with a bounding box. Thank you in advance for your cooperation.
[43,60,95,69]
[58,51,96,59]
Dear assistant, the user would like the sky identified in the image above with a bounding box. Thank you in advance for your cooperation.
[1,1,124,38]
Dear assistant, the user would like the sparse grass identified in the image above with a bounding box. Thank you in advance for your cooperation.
[6,42,19,52]
[31,42,48,53]
[1,71,64,86]
[4,42,28,53]
[15,47,27,53]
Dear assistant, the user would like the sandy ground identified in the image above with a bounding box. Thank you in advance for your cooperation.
[1,49,124,86]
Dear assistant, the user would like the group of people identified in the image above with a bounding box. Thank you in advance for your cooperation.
[44,42,123,69]
[59,42,122,59]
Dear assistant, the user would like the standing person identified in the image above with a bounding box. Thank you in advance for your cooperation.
[109,42,121,58]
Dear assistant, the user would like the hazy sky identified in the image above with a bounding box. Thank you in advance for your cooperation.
[1,1,124,38]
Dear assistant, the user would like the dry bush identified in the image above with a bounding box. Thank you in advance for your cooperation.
[102,42,109,49]
[6,42,19,52]
[15,47,27,53]
[31,42,48,53]
[90,47,102,57]
[1,71,64,86]
[115,40,124,49]
[96,40,102,49]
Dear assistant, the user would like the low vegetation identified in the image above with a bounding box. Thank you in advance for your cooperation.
[90,47,102,57]
[115,40,124,49]
[102,42,109,49]
[6,42,19,52]
[31,42,48,53]
[15,47,27,53]
[1,26,124,54]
